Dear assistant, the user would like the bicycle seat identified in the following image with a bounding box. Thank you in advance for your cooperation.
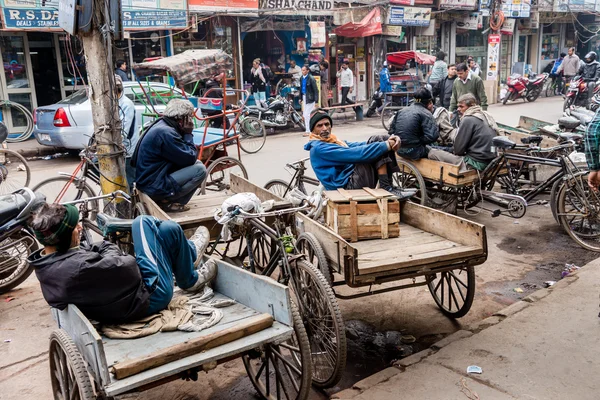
[96,213,134,235]
[558,116,581,130]
[558,132,583,142]
[520,135,543,145]
[492,136,516,150]
[0,189,45,227]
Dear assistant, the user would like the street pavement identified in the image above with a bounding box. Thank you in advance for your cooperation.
[1,95,595,399]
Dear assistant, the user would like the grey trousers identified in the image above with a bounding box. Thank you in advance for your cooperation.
[427,148,470,173]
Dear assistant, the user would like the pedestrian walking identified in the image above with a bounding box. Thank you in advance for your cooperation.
[319,61,329,107]
[337,61,355,109]
[432,63,457,109]
[250,58,267,107]
[300,65,319,136]
[449,63,488,112]
[557,47,581,84]
[427,51,448,86]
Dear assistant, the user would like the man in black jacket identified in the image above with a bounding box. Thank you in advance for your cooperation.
[579,51,600,101]
[300,65,319,135]
[432,64,457,109]
[390,88,439,160]
[28,203,215,323]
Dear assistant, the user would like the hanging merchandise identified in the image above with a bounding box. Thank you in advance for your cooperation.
[309,21,326,47]
[308,49,323,62]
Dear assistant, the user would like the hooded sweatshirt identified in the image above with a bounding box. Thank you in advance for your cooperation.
[304,139,389,190]
[28,241,150,323]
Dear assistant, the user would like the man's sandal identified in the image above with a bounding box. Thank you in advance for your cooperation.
[162,203,190,213]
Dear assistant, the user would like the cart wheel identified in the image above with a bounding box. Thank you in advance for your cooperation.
[295,232,332,285]
[427,266,475,318]
[49,329,95,400]
[557,173,600,252]
[243,301,312,400]
[239,116,267,154]
[381,103,400,131]
[550,178,562,224]
[457,186,481,210]
[289,259,346,388]
[392,159,427,205]
[199,156,248,194]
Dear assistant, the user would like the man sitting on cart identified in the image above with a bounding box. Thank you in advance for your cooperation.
[390,88,439,160]
[28,203,215,323]
[304,110,416,199]
[428,93,498,172]
[132,99,206,212]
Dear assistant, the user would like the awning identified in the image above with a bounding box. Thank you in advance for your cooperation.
[333,8,382,38]
[386,51,436,66]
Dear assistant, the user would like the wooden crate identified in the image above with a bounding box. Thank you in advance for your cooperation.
[399,157,481,186]
[324,188,400,242]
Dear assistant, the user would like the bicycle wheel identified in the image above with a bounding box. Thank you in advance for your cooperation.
[289,259,346,388]
[265,179,293,199]
[0,149,30,195]
[557,174,600,252]
[49,329,95,400]
[243,301,312,400]
[199,156,248,194]
[544,80,553,97]
[295,232,331,285]
[550,178,563,224]
[427,266,476,318]
[1,100,34,143]
[33,176,99,220]
[0,231,38,294]
[392,158,427,205]
[239,116,267,154]
[381,103,400,131]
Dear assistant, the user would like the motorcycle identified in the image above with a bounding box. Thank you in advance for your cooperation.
[244,85,306,131]
[503,73,548,105]
[366,89,385,117]
[563,75,600,111]
[0,188,45,294]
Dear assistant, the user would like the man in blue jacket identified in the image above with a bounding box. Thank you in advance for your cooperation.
[380,61,392,93]
[132,99,206,212]
[304,111,415,199]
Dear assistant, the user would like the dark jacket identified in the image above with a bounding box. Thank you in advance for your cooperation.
[579,61,600,82]
[251,67,266,93]
[433,76,457,109]
[301,73,319,104]
[134,117,199,199]
[115,68,129,81]
[29,241,150,323]
[454,115,497,164]
[390,102,439,160]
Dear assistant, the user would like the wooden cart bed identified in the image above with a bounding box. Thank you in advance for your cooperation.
[52,259,293,397]
[400,157,482,186]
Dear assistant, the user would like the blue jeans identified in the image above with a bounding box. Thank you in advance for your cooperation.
[254,91,266,103]
[132,216,199,314]
[165,161,206,205]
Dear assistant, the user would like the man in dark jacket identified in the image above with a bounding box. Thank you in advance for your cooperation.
[428,93,497,171]
[301,65,319,135]
[133,99,206,212]
[433,64,457,109]
[390,88,439,160]
[304,111,415,199]
[28,203,215,323]
[578,51,600,101]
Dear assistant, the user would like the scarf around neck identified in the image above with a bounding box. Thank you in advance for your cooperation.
[308,133,348,147]
[463,105,500,136]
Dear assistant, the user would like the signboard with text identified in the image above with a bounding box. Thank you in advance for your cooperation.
[501,0,531,18]
[438,0,478,9]
[122,0,188,29]
[486,34,500,80]
[189,0,257,11]
[258,0,333,15]
[1,0,61,30]
[388,6,431,26]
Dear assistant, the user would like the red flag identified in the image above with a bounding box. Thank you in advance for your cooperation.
[334,8,383,38]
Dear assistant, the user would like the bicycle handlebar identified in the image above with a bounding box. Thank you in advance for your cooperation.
[285,156,310,169]
[62,190,132,205]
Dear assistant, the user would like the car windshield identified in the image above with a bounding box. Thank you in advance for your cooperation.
[58,90,88,105]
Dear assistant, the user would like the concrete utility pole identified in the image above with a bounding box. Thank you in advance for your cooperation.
[78,0,129,216]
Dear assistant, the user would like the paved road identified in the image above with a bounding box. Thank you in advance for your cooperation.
[2,96,590,399]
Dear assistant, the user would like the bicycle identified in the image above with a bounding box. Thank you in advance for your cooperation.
[214,201,347,388]
[0,99,34,143]
[544,75,565,97]
[264,157,320,198]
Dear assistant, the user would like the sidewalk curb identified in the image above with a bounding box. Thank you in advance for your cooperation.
[331,269,586,400]
[14,146,60,159]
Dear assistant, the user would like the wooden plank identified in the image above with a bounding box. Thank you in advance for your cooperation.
[336,212,400,228]
[230,174,290,203]
[350,200,358,242]
[357,245,482,275]
[111,314,274,380]
[381,199,388,239]
[336,202,400,215]
[352,231,445,256]
[325,189,394,203]
[105,322,292,396]
[357,239,464,264]
[398,156,480,186]
[517,115,552,132]
[53,306,111,386]
[139,192,171,221]
[401,201,486,249]
[336,224,400,240]
[212,258,291,326]
[338,188,354,201]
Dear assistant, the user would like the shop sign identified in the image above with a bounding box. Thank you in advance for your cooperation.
[500,18,516,35]
[539,11,575,22]
[455,46,486,56]
[334,8,370,25]
[390,0,414,4]
[309,21,326,47]
[479,0,492,15]
[122,0,188,29]
[382,24,402,36]
[554,0,600,12]
[501,0,531,18]
[518,11,539,29]
[438,0,478,10]
[456,12,482,30]
[388,6,431,26]
[189,0,257,10]
[241,18,305,31]
[1,0,61,30]
[486,34,500,81]
[258,0,333,15]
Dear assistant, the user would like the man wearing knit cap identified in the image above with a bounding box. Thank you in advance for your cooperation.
[28,203,215,323]
[304,110,416,199]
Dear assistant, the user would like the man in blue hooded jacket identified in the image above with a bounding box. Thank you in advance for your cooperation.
[304,111,416,199]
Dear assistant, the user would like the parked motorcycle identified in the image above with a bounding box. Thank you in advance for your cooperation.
[366,89,385,117]
[245,85,306,131]
[563,75,600,111]
[0,188,45,294]
[503,73,548,105]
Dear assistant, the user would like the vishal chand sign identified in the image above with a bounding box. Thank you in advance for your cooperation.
[259,0,333,14]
